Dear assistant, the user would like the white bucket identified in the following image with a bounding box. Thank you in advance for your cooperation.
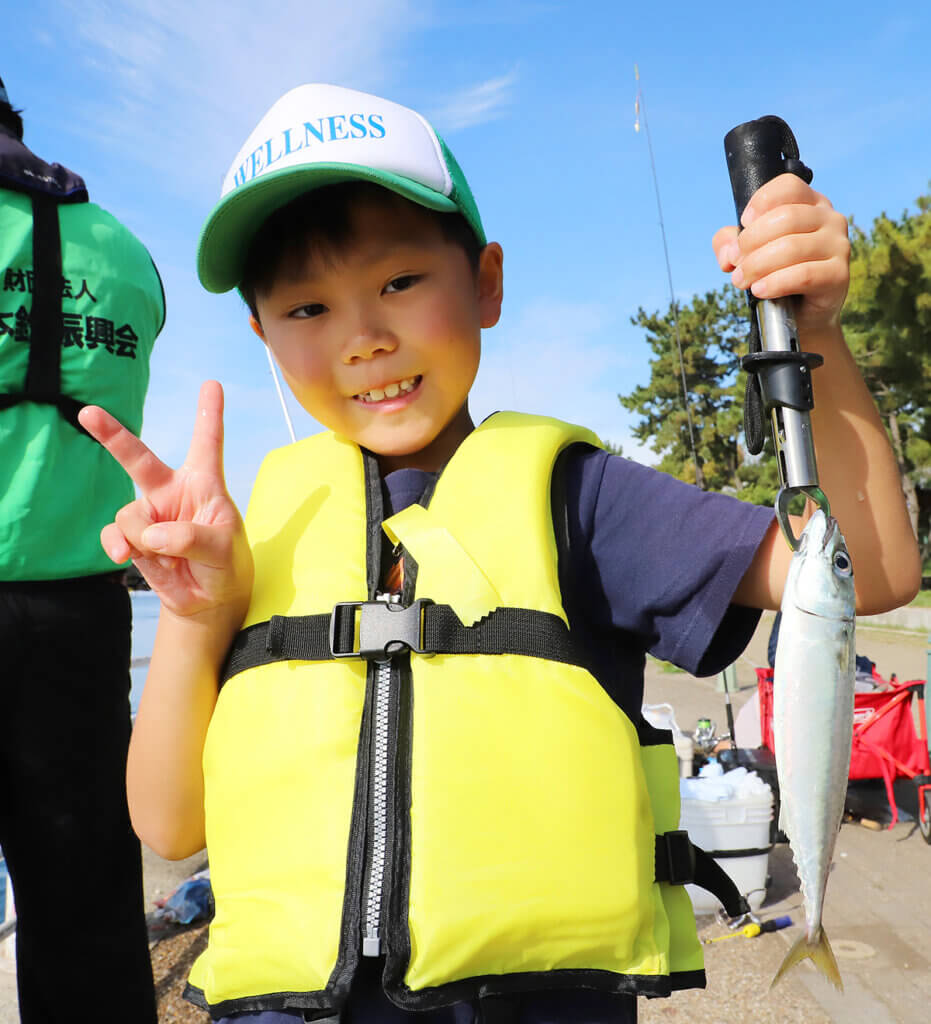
[679,789,773,914]
[642,703,693,777]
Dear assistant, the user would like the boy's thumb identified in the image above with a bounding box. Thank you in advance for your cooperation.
[141,521,231,567]
[143,525,168,550]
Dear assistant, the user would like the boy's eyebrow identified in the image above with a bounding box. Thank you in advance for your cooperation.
[299,238,435,282]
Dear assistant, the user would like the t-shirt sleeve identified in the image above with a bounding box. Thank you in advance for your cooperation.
[567,448,775,677]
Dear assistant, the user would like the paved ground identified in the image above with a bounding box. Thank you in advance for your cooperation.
[640,611,931,1023]
[0,612,928,1021]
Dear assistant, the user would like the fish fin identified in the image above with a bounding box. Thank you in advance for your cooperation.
[771,927,843,992]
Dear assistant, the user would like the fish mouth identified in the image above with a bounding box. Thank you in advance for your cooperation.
[820,515,839,552]
[800,512,839,554]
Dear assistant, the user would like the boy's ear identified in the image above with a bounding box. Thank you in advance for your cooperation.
[477,242,504,329]
[249,314,267,343]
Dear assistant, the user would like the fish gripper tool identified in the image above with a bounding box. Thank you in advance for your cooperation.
[724,115,830,550]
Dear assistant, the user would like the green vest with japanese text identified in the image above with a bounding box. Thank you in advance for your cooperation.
[0,171,164,580]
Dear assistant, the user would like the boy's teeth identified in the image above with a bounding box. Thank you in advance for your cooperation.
[359,376,418,402]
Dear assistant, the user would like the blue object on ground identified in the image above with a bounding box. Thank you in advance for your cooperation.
[163,876,213,925]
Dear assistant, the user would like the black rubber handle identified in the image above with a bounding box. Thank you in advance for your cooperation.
[724,116,812,223]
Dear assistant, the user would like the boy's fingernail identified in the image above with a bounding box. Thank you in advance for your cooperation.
[723,241,740,267]
[731,266,746,288]
[741,206,758,227]
[144,525,167,550]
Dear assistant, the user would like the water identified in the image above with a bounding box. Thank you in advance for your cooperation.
[129,589,160,715]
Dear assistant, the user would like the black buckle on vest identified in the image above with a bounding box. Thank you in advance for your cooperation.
[656,830,696,886]
[329,599,433,661]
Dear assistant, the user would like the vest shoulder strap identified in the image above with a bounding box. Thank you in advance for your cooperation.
[0,131,88,202]
[0,190,90,434]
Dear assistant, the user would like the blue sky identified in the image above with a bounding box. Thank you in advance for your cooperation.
[7,1,930,509]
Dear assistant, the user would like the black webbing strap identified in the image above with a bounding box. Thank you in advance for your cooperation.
[222,612,345,683]
[742,296,766,455]
[219,603,585,688]
[0,389,88,432]
[26,194,62,399]
[0,194,89,435]
[654,830,750,919]
[421,604,582,662]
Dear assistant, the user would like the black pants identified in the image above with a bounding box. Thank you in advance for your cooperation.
[0,576,157,1023]
[218,955,637,1022]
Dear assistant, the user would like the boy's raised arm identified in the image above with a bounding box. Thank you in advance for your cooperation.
[716,175,921,615]
[79,380,254,859]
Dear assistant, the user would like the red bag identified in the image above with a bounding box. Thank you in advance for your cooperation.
[757,669,929,826]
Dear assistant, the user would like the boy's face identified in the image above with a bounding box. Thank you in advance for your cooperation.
[250,196,503,473]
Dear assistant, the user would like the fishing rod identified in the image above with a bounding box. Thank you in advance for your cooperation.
[634,66,703,489]
[724,117,830,550]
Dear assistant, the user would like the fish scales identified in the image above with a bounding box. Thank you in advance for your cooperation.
[771,509,855,991]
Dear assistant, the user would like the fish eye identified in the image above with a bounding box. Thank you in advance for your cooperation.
[833,551,852,576]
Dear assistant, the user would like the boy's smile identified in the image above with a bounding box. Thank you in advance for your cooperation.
[353,374,421,405]
[250,196,503,474]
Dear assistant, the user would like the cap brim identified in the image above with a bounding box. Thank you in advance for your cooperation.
[197,163,459,294]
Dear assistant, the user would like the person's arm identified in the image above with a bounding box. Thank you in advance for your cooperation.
[79,381,253,859]
[713,174,921,614]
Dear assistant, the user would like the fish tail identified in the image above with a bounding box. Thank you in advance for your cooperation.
[770,927,843,992]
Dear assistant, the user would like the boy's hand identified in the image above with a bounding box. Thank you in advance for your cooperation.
[712,173,851,334]
[78,381,253,624]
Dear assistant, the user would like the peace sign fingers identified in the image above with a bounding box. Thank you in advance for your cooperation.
[79,381,252,618]
[182,380,227,481]
[78,403,174,497]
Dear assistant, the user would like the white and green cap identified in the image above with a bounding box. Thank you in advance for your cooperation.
[197,83,486,293]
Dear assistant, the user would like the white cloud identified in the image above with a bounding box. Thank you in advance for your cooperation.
[55,0,421,199]
[428,71,518,134]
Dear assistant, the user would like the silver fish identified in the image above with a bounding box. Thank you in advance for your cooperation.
[771,509,855,991]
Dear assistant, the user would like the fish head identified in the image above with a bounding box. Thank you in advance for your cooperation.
[787,510,855,621]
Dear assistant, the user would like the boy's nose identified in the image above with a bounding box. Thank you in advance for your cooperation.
[343,324,399,363]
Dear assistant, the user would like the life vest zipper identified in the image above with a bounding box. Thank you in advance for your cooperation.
[362,653,393,956]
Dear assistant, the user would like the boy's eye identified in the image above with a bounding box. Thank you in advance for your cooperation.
[384,274,420,294]
[290,303,327,319]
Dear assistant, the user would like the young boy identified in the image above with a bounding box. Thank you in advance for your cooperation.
[80,84,919,1023]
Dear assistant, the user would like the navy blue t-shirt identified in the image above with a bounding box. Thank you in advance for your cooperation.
[218,448,775,1024]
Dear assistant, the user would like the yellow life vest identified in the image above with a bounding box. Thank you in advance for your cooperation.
[187,412,738,1017]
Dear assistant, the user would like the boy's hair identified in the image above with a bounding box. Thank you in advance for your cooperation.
[0,104,22,140]
[240,181,483,321]
[0,76,23,140]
